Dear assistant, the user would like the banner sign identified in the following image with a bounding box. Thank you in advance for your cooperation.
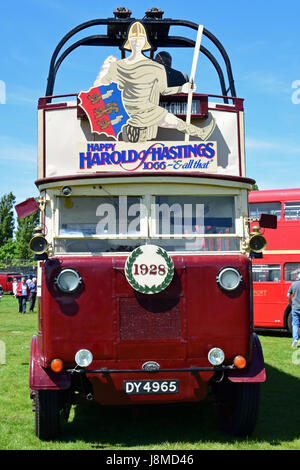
[77,141,217,173]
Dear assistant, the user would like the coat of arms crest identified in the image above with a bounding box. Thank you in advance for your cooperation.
[78,82,130,140]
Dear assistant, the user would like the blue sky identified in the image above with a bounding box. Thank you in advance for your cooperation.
[0,0,300,204]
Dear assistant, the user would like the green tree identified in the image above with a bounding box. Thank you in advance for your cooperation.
[0,239,16,264]
[251,183,259,191]
[0,192,16,245]
[14,209,40,260]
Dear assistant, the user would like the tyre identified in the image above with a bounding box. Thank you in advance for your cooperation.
[216,378,260,437]
[34,390,62,440]
[286,309,292,336]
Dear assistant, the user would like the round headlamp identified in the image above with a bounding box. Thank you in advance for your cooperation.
[29,234,48,254]
[208,347,225,366]
[55,268,82,293]
[249,225,267,253]
[75,349,93,367]
[249,234,267,253]
[217,267,243,292]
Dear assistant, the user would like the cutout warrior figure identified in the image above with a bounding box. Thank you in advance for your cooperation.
[94,21,215,143]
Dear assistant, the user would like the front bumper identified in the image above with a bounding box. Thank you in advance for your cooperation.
[66,365,236,374]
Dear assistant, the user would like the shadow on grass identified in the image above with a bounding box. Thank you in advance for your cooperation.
[255,329,290,338]
[57,363,300,448]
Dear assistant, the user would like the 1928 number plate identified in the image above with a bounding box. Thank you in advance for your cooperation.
[124,379,179,395]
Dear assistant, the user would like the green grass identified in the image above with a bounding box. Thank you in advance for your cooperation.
[0,294,300,450]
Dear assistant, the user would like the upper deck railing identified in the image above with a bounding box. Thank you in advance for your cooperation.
[45,7,236,102]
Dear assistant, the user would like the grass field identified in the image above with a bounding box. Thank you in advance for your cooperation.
[0,294,300,451]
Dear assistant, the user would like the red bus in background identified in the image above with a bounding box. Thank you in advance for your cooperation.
[249,189,300,334]
[0,273,23,294]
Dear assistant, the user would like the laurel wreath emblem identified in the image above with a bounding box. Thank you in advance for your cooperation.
[125,246,174,294]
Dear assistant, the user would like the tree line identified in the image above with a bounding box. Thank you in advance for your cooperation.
[0,192,39,266]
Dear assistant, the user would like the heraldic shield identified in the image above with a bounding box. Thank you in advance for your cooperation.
[78,82,129,140]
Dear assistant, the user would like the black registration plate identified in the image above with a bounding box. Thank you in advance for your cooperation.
[123,379,179,395]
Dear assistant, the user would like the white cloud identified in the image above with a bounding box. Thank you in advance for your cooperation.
[246,137,300,155]
[241,72,291,95]
[0,136,36,163]
[253,173,300,191]
[0,135,38,202]
[6,85,42,106]
[246,138,276,150]
[245,136,300,190]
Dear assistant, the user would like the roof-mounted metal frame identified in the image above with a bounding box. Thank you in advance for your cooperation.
[45,9,236,103]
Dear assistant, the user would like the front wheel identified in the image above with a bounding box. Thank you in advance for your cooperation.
[216,378,260,437]
[34,390,62,440]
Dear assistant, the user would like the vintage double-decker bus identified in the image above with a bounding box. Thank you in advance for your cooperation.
[249,188,300,333]
[28,7,271,440]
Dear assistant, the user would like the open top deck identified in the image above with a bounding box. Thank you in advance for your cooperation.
[36,8,247,186]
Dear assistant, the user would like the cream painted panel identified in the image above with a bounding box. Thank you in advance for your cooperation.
[44,104,243,178]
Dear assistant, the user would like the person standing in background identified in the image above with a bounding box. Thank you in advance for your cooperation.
[287,272,300,348]
[28,278,37,313]
[16,277,30,313]
[12,277,18,297]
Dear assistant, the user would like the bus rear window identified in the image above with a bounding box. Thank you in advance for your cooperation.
[284,202,300,220]
[249,202,281,220]
[252,264,281,282]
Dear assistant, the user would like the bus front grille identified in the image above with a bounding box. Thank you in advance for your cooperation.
[118,296,181,340]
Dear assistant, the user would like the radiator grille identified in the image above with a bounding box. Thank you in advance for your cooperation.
[119,296,181,340]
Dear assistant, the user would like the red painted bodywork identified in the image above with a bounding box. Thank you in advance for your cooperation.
[30,253,259,405]
[30,336,71,390]
[249,189,300,329]
[252,253,296,329]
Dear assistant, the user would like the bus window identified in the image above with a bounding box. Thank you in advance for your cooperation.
[249,202,281,220]
[152,195,238,252]
[284,202,300,220]
[252,264,281,282]
[55,194,240,253]
[59,196,144,236]
[284,262,300,281]
[153,195,235,235]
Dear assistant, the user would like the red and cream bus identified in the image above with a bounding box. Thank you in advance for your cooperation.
[249,188,300,333]
[28,7,270,440]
